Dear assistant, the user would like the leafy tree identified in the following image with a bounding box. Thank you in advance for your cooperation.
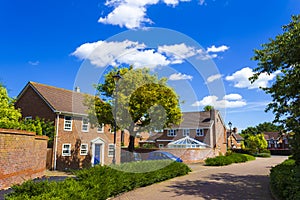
[241,122,283,135]
[86,67,182,151]
[250,15,300,164]
[245,133,268,153]
[0,84,22,129]
[203,105,214,111]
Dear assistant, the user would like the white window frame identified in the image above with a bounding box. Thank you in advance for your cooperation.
[196,128,204,136]
[97,123,104,133]
[64,116,72,131]
[62,144,71,156]
[108,144,115,157]
[25,116,32,120]
[167,129,177,137]
[183,129,190,136]
[80,144,88,155]
[81,117,89,132]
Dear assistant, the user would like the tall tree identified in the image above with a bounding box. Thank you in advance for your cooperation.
[0,84,22,129]
[86,67,182,151]
[241,122,283,135]
[250,15,300,164]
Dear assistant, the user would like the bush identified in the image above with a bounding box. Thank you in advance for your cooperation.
[205,153,255,166]
[254,153,271,158]
[6,161,191,200]
[270,158,300,200]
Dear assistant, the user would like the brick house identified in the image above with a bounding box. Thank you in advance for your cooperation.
[227,128,244,149]
[263,132,290,150]
[140,109,227,155]
[15,82,121,170]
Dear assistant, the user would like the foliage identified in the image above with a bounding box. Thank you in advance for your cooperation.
[0,84,22,129]
[86,67,182,151]
[6,161,191,200]
[205,153,255,166]
[203,105,214,111]
[270,158,300,200]
[241,122,283,135]
[253,153,271,158]
[250,15,300,165]
[244,133,268,153]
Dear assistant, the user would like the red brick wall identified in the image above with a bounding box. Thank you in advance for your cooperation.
[15,86,56,121]
[0,129,48,190]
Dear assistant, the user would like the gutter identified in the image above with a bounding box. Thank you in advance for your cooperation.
[53,111,61,170]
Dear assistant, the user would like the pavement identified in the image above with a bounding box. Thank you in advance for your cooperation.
[112,156,288,200]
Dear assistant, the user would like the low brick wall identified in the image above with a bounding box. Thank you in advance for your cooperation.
[0,128,48,189]
[131,147,215,163]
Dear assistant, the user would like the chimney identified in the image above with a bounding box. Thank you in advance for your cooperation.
[233,127,238,133]
[75,86,80,93]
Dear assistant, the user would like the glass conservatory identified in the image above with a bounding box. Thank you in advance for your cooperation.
[167,136,210,149]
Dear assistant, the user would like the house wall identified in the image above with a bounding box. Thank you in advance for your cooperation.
[53,115,121,170]
[0,129,48,190]
[214,112,227,155]
[15,86,56,121]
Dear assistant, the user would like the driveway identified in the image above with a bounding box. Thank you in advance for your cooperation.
[112,156,287,200]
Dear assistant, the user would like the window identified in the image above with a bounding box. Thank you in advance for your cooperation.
[167,129,177,137]
[80,144,88,155]
[64,116,72,131]
[82,118,89,132]
[159,144,164,148]
[108,144,115,157]
[183,129,190,136]
[97,123,104,133]
[62,144,71,156]
[196,128,204,136]
[25,116,32,120]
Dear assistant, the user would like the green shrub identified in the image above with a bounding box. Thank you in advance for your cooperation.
[270,158,300,200]
[205,153,255,166]
[6,161,191,200]
[254,153,271,158]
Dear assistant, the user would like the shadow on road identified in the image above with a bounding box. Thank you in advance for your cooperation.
[162,173,273,200]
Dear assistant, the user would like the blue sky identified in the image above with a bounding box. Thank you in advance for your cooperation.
[0,0,299,131]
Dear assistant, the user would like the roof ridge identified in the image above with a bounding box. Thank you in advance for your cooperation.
[29,81,78,94]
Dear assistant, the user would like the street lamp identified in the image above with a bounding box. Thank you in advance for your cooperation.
[112,70,122,164]
[228,121,232,149]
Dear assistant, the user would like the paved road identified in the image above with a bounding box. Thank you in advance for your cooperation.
[112,156,288,200]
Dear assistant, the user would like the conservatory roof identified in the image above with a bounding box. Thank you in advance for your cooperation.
[167,136,210,148]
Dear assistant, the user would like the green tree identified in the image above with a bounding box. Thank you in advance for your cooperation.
[241,122,283,136]
[0,84,22,129]
[86,67,182,151]
[250,15,300,164]
[203,105,214,111]
[245,133,268,153]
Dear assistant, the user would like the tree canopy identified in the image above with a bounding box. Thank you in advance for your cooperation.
[245,133,268,153]
[250,15,300,164]
[241,122,283,135]
[203,105,214,111]
[86,67,182,151]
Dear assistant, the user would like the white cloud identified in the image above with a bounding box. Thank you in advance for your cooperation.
[28,61,40,66]
[192,94,246,109]
[223,93,242,100]
[158,43,203,64]
[206,45,229,53]
[99,0,196,29]
[225,67,280,89]
[206,74,222,83]
[169,73,193,80]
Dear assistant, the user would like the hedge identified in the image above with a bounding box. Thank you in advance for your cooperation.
[6,160,191,200]
[205,153,255,166]
[270,158,300,200]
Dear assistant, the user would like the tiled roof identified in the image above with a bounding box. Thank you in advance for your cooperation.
[171,111,212,129]
[26,82,90,115]
[232,133,244,141]
[263,132,280,140]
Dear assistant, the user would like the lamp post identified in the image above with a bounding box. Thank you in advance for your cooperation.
[228,121,232,150]
[112,71,122,164]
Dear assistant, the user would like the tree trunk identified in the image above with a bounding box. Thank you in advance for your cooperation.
[128,135,135,152]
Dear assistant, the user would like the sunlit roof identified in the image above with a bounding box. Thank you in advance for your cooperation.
[167,136,210,148]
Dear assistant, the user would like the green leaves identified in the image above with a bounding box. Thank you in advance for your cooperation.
[250,15,300,164]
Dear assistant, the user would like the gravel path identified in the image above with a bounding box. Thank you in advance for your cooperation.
[112,156,287,200]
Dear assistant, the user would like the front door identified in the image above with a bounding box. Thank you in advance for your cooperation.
[94,144,101,165]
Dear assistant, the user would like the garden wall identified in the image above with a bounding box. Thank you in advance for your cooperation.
[131,148,215,163]
[0,128,48,189]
